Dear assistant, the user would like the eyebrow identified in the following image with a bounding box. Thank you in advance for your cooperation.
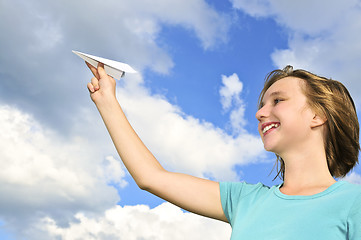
[260,91,287,107]
[269,91,287,97]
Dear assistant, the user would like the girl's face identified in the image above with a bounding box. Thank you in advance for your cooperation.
[256,77,316,155]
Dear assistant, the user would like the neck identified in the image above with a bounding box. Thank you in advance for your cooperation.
[279,140,336,190]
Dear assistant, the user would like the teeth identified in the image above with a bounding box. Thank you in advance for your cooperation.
[262,123,279,134]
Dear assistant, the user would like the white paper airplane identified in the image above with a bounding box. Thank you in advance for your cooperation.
[72,50,136,79]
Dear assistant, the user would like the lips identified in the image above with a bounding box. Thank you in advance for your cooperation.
[261,122,280,135]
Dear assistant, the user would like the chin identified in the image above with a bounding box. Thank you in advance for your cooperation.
[263,143,279,153]
[264,146,275,152]
[262,140,273,151]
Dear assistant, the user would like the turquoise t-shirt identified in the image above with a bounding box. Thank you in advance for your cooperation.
[220,181,361,240]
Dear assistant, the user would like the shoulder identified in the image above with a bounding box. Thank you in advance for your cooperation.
[345,182,361,206]
[336,181,361,215]
[219,181,276,206]
[341,182,361,238]
[220,181,272,198]
[329,181,361,202]
[219,181,274,224]
[338,181,361,195]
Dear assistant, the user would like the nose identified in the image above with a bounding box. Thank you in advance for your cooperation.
[255,104,269,122]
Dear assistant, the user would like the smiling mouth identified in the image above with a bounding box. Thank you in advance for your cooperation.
[262,122,280,135]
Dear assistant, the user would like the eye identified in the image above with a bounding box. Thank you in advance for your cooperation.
[274,98,283,105]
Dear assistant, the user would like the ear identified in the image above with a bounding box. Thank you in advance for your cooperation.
[310,113,327,128]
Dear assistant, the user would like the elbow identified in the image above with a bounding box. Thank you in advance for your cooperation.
[134,175,154,191]
[137,181,149,191]
[135,169,166,192]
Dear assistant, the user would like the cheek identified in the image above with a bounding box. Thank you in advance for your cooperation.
[283,115,310,136]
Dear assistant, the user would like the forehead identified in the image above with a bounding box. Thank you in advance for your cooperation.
[263,77,304,99]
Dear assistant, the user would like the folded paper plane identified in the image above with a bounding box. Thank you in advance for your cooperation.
[72,50,136,79]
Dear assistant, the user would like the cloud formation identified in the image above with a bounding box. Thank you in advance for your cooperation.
[231,0,361,104]
[41,203,231,240]
[117,74,264,180]
[0,0,262,238]
[219,73,246,134]
[343,172,361,185]
[0,0,230,132]
[4,0,360,239]
[0,86,257,238]
[0,104,126,236]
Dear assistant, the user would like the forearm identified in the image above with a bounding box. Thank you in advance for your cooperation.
[85,64,226,222]
[95,96,165,189]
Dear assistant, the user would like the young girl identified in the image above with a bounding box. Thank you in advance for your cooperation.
[86,63,361,239]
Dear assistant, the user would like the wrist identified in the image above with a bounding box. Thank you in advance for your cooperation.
[94,94,119,110]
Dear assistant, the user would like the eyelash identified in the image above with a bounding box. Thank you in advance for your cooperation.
[259,98,284,108]
[274,98,283,105]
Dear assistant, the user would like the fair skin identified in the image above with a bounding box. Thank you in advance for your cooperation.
[86,62,228,222]
[256,77,336,195]
[86,64,335,222]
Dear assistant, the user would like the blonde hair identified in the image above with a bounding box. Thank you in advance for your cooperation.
[259,66,360,180]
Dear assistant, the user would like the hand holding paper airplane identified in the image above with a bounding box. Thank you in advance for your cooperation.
[72,50,136,79]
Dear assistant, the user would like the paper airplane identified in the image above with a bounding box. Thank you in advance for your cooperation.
[72,50,136,79]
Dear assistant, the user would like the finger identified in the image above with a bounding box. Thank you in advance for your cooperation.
[97,62,108,79]
[91,77,100,91]
[86,61,100,79]
[87,82,95,93]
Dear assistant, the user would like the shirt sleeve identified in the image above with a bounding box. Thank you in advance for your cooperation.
[219,182,269,225]
[347,192,361,240]
[219,182,245,224]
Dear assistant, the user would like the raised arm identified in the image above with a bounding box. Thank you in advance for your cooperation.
[86,62,227,222]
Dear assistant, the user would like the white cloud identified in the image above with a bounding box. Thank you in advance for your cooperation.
[219,73,246,134]
[342,172,361,185]
[0,0,229,76]
[229,106,247,134]
[220,73,243,111]
[102,156,128,188]
[230,0,271,18]
[0,75,260,239]
[231,0,361,104]
[0,0,230,133]
[41,202,231,240]
[230,0,357,33]
[0,1,261,234]
[126,0,230,50]
[0,0,262,238]
[0,104,126,233]
[118,74,264,181]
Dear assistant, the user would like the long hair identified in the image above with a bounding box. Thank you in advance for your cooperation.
[259,66,360,180]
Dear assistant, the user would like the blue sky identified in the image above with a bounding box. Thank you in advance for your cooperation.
[1,0,361,239]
